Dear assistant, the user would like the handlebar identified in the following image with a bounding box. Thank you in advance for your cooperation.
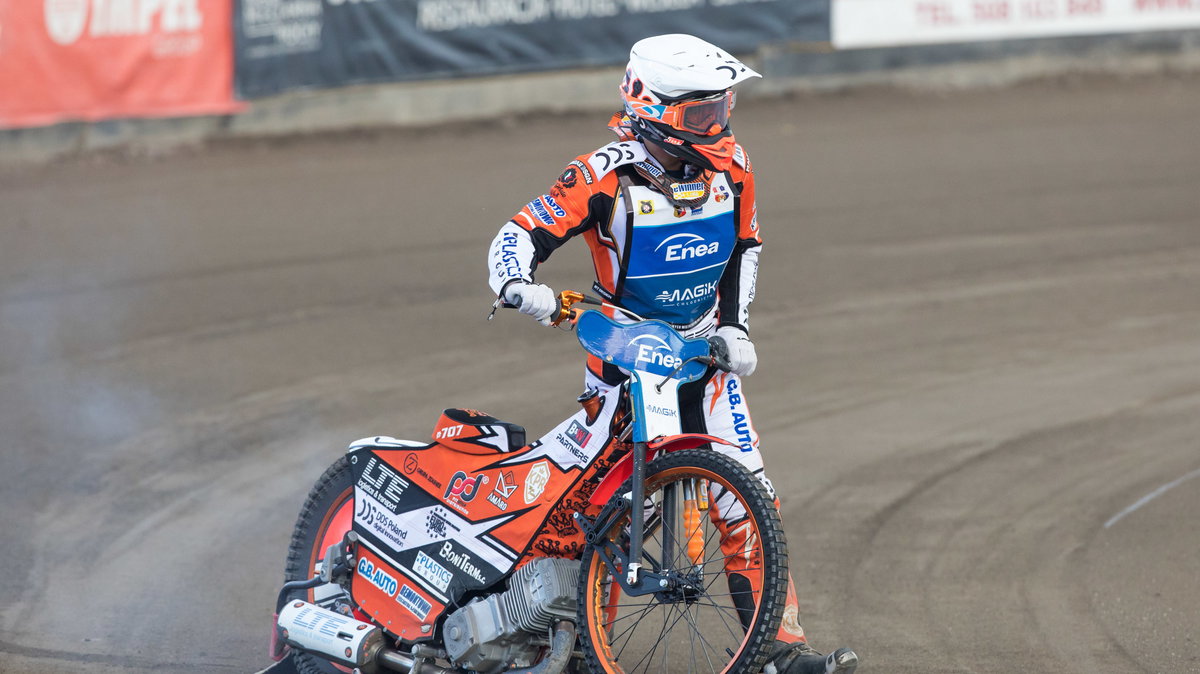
[548,290,593,326]
[495,289,734,374]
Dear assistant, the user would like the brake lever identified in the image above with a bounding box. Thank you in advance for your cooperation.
[489,290,587,325]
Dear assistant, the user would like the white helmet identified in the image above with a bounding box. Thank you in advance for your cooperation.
[621,34,761,171]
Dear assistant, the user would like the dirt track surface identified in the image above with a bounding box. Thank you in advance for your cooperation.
[2,74,1199,673]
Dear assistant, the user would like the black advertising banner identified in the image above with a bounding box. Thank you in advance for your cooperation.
[234,0,827,98]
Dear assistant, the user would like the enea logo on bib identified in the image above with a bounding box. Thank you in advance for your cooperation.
[654,233,719,263]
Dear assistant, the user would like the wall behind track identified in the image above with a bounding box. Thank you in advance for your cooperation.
[1,30,1197,166]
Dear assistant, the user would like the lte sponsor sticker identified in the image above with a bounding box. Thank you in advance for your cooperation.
[357,456,410,512]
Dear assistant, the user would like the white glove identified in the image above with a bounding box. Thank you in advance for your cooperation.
[504,282,558,325]
[716,326,757,377]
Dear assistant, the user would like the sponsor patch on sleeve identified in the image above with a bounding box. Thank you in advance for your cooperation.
[525,197,562,226]
[568,159,594,185]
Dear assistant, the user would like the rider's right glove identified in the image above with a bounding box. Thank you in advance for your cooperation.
[503,281,558,326]
[716,325,758,377]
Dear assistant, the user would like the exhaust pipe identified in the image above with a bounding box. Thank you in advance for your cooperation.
[277,600,383,669]
[508,620,577,674]
[276,600,456,674]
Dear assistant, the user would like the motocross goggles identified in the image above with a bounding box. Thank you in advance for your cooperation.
[628,91,735,137]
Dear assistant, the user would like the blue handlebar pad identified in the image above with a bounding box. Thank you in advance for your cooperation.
[575,310,710,383]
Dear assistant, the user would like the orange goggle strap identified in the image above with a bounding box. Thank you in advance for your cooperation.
[607,112,638,141]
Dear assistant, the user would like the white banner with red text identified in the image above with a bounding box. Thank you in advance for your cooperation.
[833,0,1200,48]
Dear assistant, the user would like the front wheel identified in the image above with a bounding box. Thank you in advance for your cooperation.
[577,449,789,674]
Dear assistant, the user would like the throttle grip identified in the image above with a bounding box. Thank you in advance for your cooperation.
[706,335,734,373]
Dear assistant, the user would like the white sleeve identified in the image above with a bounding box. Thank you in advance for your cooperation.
[487,222,539,296]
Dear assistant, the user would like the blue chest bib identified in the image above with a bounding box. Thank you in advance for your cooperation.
[618,174,737,325]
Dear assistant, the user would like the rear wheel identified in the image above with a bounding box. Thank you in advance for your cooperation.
[283,456,357,674]
[578,449,789,674]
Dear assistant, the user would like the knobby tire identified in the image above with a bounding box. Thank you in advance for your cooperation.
[577,449,789,674]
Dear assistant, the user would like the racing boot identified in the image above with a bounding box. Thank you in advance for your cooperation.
[763,641,858,674]
[709,487,857,674]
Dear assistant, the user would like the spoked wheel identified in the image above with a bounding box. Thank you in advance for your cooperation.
[283,456,357,674]
[578,449,789,674]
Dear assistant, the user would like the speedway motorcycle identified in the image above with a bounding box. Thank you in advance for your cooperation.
[270,291,790,674]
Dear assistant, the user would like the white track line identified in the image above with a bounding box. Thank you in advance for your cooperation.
[1104,466,1200,529]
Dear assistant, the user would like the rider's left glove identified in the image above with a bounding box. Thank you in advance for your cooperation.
[504,281,558,326]
[716,326,758,377]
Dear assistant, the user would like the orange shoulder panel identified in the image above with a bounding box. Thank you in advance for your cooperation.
[729,145,761,244]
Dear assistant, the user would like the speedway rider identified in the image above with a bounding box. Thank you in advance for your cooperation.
[487,34,858,674]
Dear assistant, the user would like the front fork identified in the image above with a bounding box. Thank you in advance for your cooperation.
[625,441,648,585]
[575,442,706,598]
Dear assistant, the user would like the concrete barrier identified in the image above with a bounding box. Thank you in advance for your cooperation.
[2,30,1197,166]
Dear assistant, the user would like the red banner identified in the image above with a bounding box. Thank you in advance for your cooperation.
[0,0,240,129]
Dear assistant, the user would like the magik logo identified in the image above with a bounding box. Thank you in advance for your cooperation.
[655,234,719,262]
[656,281,718,304]
[629,334,681,369]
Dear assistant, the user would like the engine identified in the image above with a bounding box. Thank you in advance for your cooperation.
[442,557,579,673]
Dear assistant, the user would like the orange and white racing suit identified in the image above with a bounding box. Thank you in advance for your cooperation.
[487,136,808,644]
